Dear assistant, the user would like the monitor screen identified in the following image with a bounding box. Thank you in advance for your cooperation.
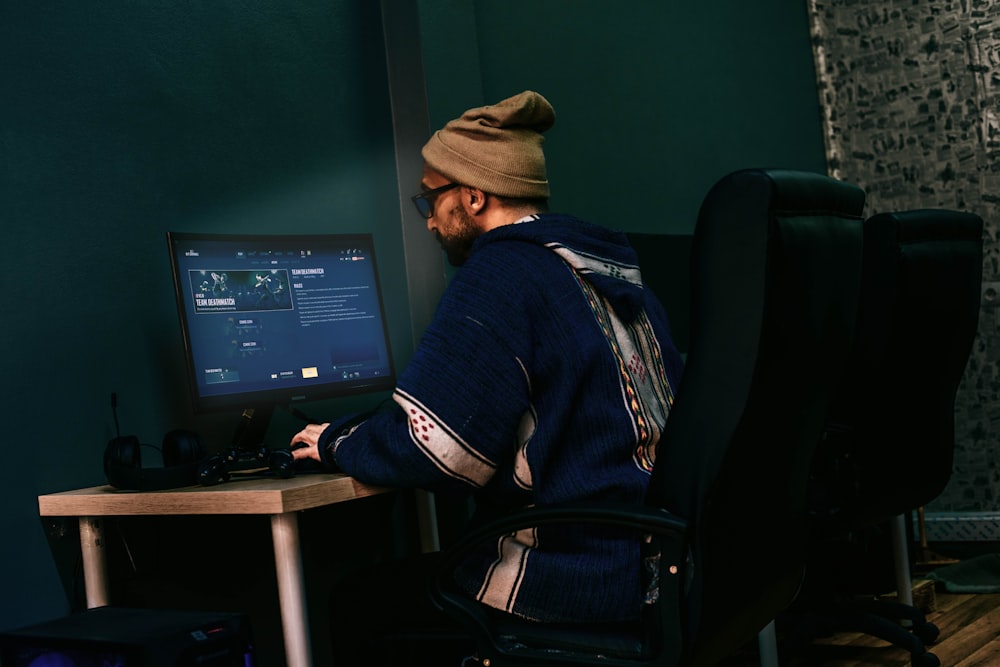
[167,232,396,415]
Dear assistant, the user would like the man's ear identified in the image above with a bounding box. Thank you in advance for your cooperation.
[463,186,488,214]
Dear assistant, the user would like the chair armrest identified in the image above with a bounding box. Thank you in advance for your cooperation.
[436,501,688,573]
[429,501,691,666]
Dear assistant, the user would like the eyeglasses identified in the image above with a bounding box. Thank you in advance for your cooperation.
[411,182,461,219]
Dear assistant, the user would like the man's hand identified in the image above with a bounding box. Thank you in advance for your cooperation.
[289,423,330,462]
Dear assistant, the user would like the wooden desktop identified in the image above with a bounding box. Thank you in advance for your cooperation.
[38,473,391,667]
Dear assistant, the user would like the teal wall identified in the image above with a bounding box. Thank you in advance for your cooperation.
[1,0,408,639]
[424,1,828,233]
[1,0,827,660]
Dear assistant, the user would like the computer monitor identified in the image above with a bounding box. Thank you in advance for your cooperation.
[167,232,396,445]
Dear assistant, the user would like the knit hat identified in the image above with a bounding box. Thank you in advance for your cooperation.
[421,90,555,199]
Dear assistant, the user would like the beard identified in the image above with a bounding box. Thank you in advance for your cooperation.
[437,204,481,267]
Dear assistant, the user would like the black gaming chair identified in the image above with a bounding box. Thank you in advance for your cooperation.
[429,168,866,667]
[790,209,984,667]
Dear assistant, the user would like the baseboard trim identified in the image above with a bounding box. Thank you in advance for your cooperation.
[917,511,1000,542]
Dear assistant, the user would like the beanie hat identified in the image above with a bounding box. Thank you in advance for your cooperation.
[421,90,555,199]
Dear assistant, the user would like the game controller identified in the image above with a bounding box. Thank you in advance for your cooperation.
[196,446,296,486]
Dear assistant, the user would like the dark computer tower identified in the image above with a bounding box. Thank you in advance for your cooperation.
[0,606,254,666]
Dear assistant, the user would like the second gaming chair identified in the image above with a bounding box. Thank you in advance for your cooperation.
[790,208,984,667]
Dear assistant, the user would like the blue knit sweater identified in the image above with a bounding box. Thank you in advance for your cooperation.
[320,214,683,622]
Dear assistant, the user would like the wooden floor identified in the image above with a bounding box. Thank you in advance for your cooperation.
[721,590,1000,666]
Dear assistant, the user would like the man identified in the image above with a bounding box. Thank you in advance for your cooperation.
[290,90,683,660]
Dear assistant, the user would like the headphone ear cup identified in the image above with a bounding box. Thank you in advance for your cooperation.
[104,435,141,476]
[162,429,205,466]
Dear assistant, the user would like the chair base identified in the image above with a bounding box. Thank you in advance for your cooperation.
[779,598,941,667]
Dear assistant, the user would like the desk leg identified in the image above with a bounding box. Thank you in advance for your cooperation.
[271,512,313,667]
[78,517,110,608]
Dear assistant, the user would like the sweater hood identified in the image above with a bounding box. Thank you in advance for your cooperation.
[473,214,647,321]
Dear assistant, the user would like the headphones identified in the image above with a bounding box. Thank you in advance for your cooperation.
[104,429,207,491]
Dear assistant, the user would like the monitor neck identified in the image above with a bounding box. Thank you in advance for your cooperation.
[231,405,275,451]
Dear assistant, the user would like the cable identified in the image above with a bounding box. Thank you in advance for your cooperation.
[285,404,322,425]
[111,392,121,440]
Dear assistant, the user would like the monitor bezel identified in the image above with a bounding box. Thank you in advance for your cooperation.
[167,231,397,414]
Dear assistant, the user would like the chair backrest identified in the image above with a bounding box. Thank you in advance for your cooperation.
[813,209,984,529]
[647,168,866,666]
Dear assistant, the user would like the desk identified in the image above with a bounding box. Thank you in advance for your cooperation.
[38,474,390,667]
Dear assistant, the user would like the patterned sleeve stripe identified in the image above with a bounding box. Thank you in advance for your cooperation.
[476,528,536,613]
[512,357,535,492]
[393,390,498,486]
[513,408,536,491]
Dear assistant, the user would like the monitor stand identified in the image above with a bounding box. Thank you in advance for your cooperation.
[232,405,274,451]
[218,405,276,472]
[196,405,297,485]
